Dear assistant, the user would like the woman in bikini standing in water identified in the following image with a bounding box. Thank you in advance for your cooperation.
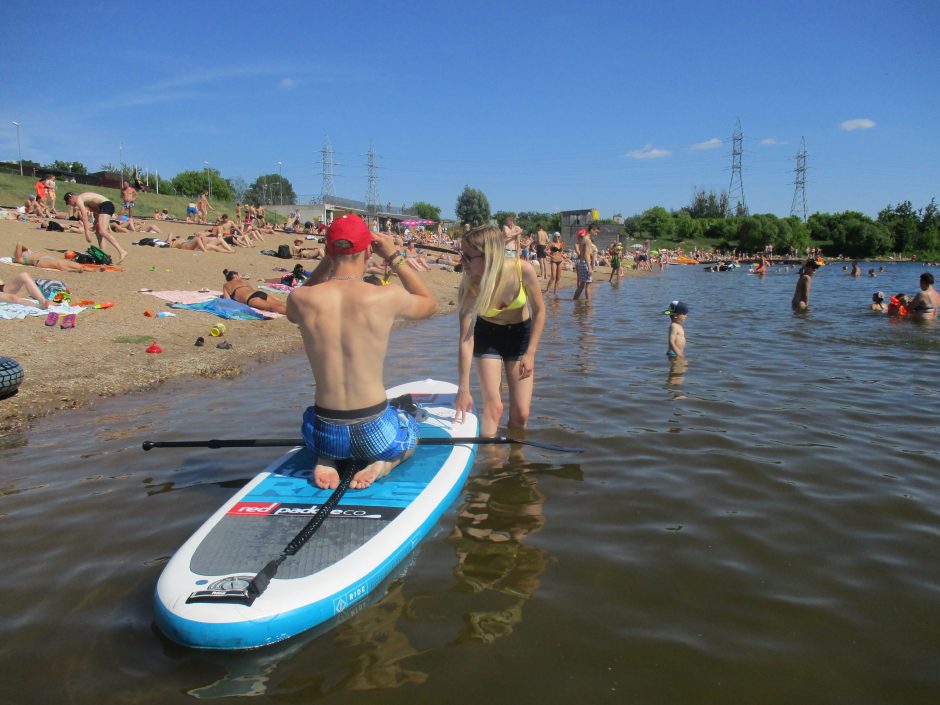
[222,269,287,315]
[455,225,546,437]
[544,233,565,295]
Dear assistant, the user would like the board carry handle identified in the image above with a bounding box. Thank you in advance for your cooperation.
[143,436,584,454]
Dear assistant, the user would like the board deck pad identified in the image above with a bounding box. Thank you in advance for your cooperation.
[154,381,478,650]
[190,442,451,578]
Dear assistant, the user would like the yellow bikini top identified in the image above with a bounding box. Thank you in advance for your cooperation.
[482,259,527,318]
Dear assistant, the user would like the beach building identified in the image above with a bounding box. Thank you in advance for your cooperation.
[560,208,623,252]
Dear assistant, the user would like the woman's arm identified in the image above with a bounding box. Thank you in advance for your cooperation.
[455,310,475,424]
[518,261,546,379]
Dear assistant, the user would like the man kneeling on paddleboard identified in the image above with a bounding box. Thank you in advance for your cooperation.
[287,215,438,490]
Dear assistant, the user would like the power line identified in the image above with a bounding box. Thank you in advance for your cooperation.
[728,117,747,215]
[319,136,335,203]
[790,137,808,221]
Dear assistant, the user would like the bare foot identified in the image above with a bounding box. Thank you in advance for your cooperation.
[116,250,127,265]
[350,459,393,490]
[313,457,339,489]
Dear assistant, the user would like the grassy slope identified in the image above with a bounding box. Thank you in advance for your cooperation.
[0,173,283,222]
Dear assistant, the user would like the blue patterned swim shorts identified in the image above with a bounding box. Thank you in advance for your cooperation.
[301,402,418,463]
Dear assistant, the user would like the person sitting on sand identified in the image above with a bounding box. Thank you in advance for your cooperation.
[168,234,234,253]
[14,242,85,273]
[63,192,128,264]
[286,214,437,490]
[792,259,819,311]
[24,195,49,218]
[871,291,887,312]
[0,271,51,308]
[222,269,287,314]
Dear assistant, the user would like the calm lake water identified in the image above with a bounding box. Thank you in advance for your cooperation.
[1,262,938,704]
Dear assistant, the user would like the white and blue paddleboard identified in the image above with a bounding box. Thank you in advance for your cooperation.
[154,379,478,650]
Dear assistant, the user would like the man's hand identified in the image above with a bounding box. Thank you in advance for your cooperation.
[371,231,398,260]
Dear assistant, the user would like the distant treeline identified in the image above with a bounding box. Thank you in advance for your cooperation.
[622,190,939,258]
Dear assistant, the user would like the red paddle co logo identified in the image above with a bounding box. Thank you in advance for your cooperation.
[227,501,388,519]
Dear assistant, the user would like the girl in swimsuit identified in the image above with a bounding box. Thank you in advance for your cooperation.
[544,233,565,295]
[222,269,287,315]
[455,225,546,437]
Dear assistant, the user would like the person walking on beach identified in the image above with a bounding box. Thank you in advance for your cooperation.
[287,214,438,491]
[62,192,129,264]
[44,174,57,214]
[573,224,597,301]
[196,191,214,224]
[664,300,688,359]
[792,258,819,311]
[455,225,546,437]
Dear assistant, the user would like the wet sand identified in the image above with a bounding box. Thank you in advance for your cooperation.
[0,219,615,432]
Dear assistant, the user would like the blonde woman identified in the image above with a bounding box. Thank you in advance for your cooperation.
[455,225,546,437]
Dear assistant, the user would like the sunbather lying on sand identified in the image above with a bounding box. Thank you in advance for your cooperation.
[168,234,234,253]
[0,271,50,308]
[222,269,287,314]
[14,242,85,273]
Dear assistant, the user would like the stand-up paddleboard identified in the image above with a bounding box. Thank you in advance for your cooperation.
[154,379,478,650]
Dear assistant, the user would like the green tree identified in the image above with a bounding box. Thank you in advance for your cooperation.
[494,211,517,227]
[674,212,703,241]
[411,201,442,221]
[637,206,675,240]
[878,201,918,252]
[45,160,87,174]
[813,212,891,258]
[684,188,728,219]
[171,169,233,201]
[516,211,561,233]
[456,186,491,226]
[245,173,296,205]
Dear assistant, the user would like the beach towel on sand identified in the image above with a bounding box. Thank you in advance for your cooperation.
[0,302,86,320]
[170,298,268,320]
[146,290,222,304]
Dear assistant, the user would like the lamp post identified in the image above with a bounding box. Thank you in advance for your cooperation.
[12,122,22,176]
[119,143,123,187]
[204,161,211,199]
[277,161,283,205]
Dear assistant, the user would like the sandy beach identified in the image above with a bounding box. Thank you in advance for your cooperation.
[0,218,611,432]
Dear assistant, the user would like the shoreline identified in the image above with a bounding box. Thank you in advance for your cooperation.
[0,219,634,433]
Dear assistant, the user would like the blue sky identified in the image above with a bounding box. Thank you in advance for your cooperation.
[1,0,937,219]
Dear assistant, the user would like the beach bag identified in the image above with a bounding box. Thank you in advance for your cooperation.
[86,245,112,265]
[277,244,292,259]
[33,279,69,300]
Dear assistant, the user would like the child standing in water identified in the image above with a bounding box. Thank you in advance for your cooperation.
[664,300,689,359]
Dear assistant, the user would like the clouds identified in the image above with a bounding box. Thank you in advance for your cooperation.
[626,144,671,159]
[840,118,876,131]
[279,78,297,89]
[760,137,785,145]
[690,137,722,150]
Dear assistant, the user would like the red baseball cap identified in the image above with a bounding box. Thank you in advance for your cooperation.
[326,215,373,255]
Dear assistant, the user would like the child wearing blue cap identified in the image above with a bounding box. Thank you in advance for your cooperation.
[664,300,689,358]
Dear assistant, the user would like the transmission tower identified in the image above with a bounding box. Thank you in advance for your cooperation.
[365,141,379,212]
[319,137,335,203]
[728,118,747,215]
[790,137,808,221]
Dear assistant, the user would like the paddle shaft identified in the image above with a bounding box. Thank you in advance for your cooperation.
[143,436,583,453]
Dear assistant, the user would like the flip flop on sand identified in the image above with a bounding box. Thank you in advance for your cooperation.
[60,314,76,330]
[44,312,59,326]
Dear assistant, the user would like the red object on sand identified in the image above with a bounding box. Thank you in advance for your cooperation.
[144,310,154,317]
[146,342,162,354]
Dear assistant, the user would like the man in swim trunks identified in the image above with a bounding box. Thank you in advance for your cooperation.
[792,258,819,311]
[573,223,597,301]
[910,272,940,317]
[287,214,438,490]
[119,182,138,222]
[63,192,128,264]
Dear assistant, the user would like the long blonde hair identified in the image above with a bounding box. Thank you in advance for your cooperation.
[458,225,508,317]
